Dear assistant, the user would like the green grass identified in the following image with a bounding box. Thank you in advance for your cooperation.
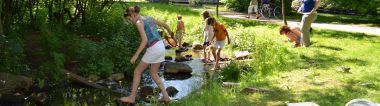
[286,12,380,27]
[104,2,380,106]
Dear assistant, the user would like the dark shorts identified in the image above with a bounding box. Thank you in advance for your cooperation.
[203,41,209,46]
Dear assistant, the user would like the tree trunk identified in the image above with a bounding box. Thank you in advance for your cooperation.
[0,0,4,35]
[282,0,287,25]
[216,0,219,16]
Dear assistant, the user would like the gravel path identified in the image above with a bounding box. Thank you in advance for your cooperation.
[217,11,380,36]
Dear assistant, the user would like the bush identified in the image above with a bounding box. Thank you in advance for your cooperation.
[220,61,242,82]
[39,52,65,82]
[321,0,380,15]
[222,0,250,11]
[189,0,203,6]
[0,32,27,74]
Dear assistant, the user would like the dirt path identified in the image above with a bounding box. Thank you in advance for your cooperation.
[216,11,380,36]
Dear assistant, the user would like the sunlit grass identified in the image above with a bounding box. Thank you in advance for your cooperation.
[114,3,380,106]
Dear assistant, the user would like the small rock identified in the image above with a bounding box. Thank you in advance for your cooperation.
[166,86,179,97]
[359,82,375,88]
[222,82,240,88]
[165,56,173,61]
[87,74,99,82]
[336,66,351,73]
[182,42,190,47]
[175,56,187,62]
[185,54,192,58]
[287,102,319,106]
[241,87,270,94]
[234,51,250,60]
[192,44,203,50]
[165,45,172,49]
[175,49,184,54]
[220,57,230,61]
[139,86,154,99]
[164,62,192,74]
[107,73,125,81]
[0,72,34,94]
[345,99,378,106]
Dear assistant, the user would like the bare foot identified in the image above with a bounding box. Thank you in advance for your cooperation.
[120,96,135,103]
[159,96,170,103]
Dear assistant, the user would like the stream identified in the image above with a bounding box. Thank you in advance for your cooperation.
[14,48,210,105]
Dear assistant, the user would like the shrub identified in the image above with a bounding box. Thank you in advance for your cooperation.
[222,0,250,11]
[0,32,27,74]
[220,61,241,82]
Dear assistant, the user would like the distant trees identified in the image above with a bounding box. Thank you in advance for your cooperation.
[0,0,115,32]
[317,0,379,15]
[224,0,379,16]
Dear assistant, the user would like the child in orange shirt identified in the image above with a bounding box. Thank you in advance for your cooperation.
[209,17,230,70]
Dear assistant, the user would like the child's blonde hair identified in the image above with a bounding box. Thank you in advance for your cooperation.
[177,15,182,20]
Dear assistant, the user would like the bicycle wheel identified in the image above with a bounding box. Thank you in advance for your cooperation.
[260,8,271,19]
[273,7,282,19]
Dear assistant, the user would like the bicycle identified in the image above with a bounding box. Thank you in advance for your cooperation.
[259,3,281,19]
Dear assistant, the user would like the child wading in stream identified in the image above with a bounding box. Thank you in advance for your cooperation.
[209,17,230,70]
[120,6,173,104]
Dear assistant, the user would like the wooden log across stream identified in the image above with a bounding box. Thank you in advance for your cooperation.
[64,70,106,89]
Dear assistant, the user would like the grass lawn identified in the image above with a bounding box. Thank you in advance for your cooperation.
[118,2,380,106]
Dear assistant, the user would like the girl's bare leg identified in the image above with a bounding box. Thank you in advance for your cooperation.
[150,63,170,102]
[215,48,222,69]
[120,61,149,103]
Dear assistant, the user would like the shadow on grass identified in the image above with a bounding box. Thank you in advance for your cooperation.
[313,45,343,51]
[298,52,368,69]
[314,29,380,41]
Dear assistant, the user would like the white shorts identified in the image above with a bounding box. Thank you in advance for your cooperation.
[214,41,225,49]
[142,40,165,64]
[248,5,258,14]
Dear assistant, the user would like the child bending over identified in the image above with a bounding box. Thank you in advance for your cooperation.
[280,25,301,47]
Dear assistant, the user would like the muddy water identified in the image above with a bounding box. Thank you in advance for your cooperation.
[18,49,208,105]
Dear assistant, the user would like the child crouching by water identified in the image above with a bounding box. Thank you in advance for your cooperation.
[280,25,302,48]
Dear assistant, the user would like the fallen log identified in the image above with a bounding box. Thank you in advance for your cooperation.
[64,70,105,89]
[64,70,126,94]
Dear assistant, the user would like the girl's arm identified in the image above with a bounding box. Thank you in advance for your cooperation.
[203,23,208,42]
[154,18,174,37]
[203,19,208,32]
[225,30,230,44]
[131,20,148,64]
[297,3,303,14]
[176,21,180,32]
